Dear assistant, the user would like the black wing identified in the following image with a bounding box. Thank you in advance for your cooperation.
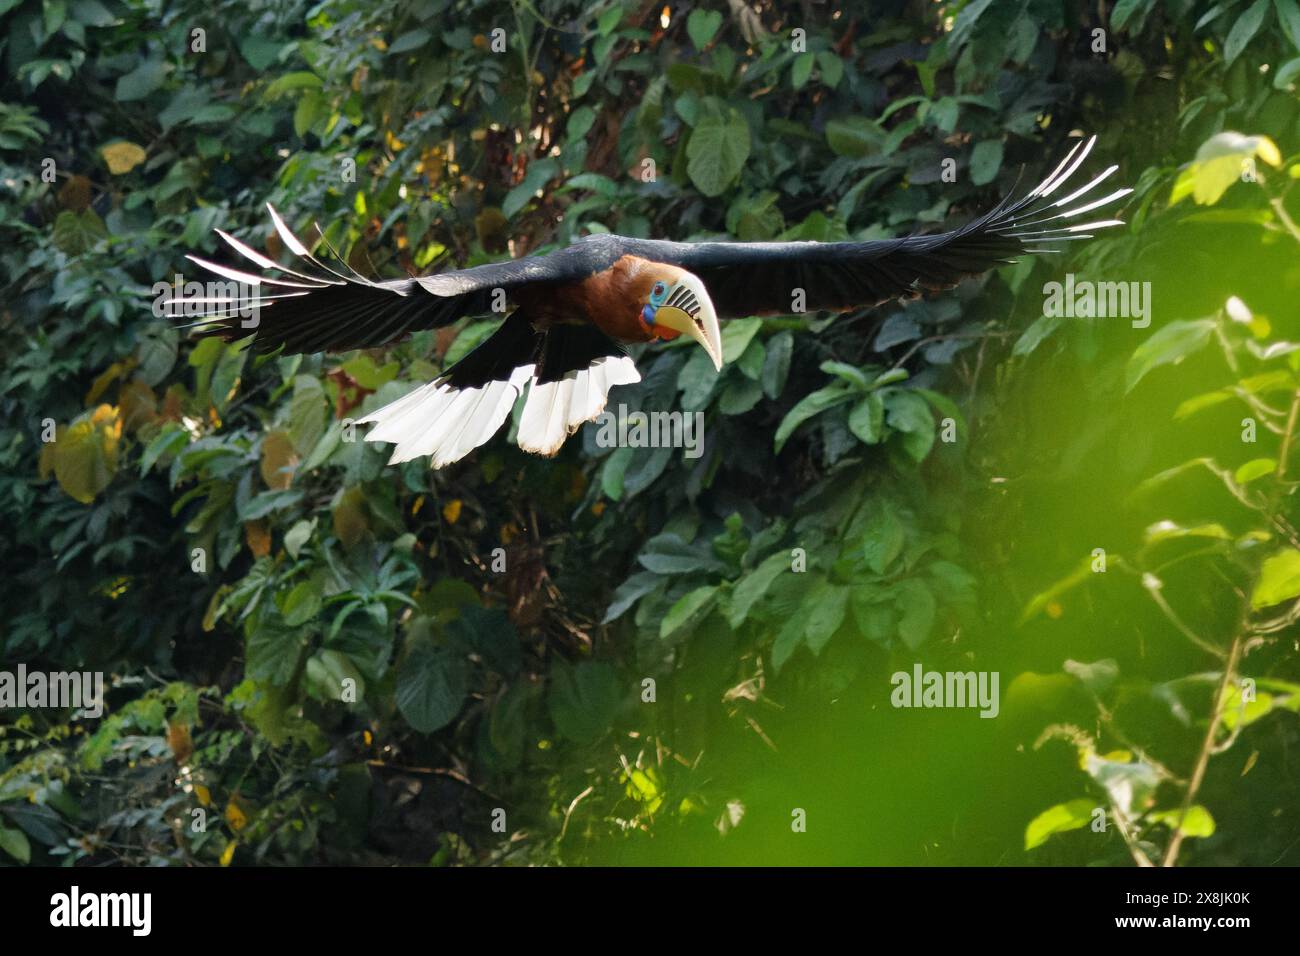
[170,206,619,355]
[615,135,1130,317]
[436,310,628,389]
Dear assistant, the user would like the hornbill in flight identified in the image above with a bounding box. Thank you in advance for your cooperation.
[174,135,1127,468]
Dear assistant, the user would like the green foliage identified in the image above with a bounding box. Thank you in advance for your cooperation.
[1,0,1297,865]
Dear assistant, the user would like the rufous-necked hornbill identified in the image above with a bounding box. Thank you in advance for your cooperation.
[174,135,1128,468]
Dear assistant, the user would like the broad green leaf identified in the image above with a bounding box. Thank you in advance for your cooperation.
[1220,688,1278,730]
[340,355,398,390]
[289,375,327,456]
[825,116,884,157]
[305,649,365,703]
[548,661,621,743]
[502,158,558,217]
[139,424,188,476]
[637,533,728,575]
[284,519,315,559]
[1063,658,1120,696]
[895,579,935,649]
[1148,805,1216,838]
[603,571,662,623]
[281,579,322,626]
[444,321,499,366]
[1013,314,1063,357]
[1224,0,1270,65]
[1251,548,1300,608]
[0,825,31,864]
[447,606,521,677]
[1024,799,1095,850]
[848,392,885,444]
[687,104,751,196]
[817,51,843,87]
[263,71,323,98]
[388,28,431,54]
[397,643,468,734]
[969,139,1003,185]
[949,0,996,46]
[791,52,814,89]
[135,323,178,385]
[1112,0,1154,30]
[1126,319,1215,392]
[1275,56,1300,88]
[1020,555,1094,622]
[804,580,848,653]
[771,613,805,673]
[1143,520,1232,545]
[1234,458,1276,484]
[1171,132,1283,205]
[239,36,282,71]
[660,586,718,640]
[686,8,722,49]
[884,390,935,461]
[862,503,905,574]
[245,613,304,685]
[774,384,854,452]
[1278,0,1300,51]
[719,377,763,414]
[722,317,763,363]
[115,57,165,101]
[761,330,793,399]
[1083,753,1159,815]
[726,552,789,628]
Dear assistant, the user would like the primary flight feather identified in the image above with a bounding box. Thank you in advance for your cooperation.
[172,135,1128,468]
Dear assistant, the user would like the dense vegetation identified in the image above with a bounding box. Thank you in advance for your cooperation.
[2,0,1298,866]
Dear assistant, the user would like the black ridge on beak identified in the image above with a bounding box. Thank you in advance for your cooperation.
[666,283,700,318]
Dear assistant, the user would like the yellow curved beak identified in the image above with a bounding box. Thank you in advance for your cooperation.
[653,278,723,371]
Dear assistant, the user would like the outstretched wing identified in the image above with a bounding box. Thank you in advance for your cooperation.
[357,313,639,468]
[614,135,1129,317]
[169,206,606,355]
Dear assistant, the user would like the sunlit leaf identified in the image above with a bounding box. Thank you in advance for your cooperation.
[1024,798,1094,850]
[1251,548,1300,608]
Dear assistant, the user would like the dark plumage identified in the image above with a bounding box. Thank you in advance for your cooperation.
[170,135,1127,467]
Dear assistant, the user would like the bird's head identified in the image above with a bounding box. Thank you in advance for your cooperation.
[637,266,723,371]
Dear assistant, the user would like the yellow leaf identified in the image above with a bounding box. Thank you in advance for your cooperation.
[224,800,248,831]
[1255,135,1282,168]
[1241,750,1259,777]
[245,520,272,558]
[219,841,236,866]
[1173,132,1286,206]
[118,380,157,432]
[57,174,92,211]
[442,498,463,524]
[38,430,61,480]
[333,485,369,547]
[84,358,136,406]
[260,429,299,490]
[193,784,211,807]
[52,405,121,504]
[201,585,231,633]
[100,141,147,175]
[166,722,193,763]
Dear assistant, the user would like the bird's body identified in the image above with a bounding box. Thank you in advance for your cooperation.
[511,254,683,344]
[173,135,1129,468]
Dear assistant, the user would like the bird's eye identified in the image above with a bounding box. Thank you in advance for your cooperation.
[653,282,665,296]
